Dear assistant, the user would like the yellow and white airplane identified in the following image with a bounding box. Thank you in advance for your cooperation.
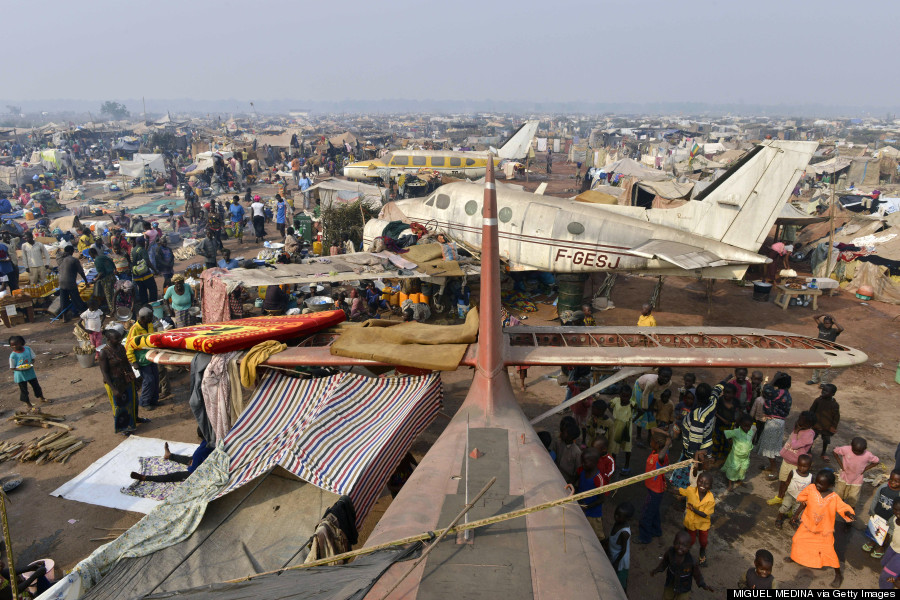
[343,120,539,181]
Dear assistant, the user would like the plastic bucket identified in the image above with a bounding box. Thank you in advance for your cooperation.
[398,292,409,304]
[76,353,95,369]
[390,293,400,306]
[150,300,166,320]
[752,281,773,302]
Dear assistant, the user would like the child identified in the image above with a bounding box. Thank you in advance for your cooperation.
[787,469,855,588]
[769,411,815,502]
[833,437,880,508]
[679,372,697,404]
[775,454,813,528]
[749,390,767,445]
[637,431,671,544]
[581,303,596,327]
[711,383,738,461]
[593,436,616,489]
[637,302,656,327]
[738,549,776,589]
[863,470,900,559]
[810,384,840,461]
[651,531,714,597]
[675,390,694,429]
[609,387,633,475]
[655,389,675,430]
[584,399,613,448]
[607,502,634,590]
[9,335,46,410]
[79,297,105,349]
[724,414,757,490]
[549,416,582,485]
[879,498,900,590]
[679,472,715,565]
[575,447,606,544]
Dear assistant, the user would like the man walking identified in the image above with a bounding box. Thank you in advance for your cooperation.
[57,245,88,322]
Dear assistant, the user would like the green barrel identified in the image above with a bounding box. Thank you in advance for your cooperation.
[556,273,588,317]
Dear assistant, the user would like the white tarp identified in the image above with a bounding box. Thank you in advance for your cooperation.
[195,151,234,171]
[118,153,165,178]
[51,435,198,514]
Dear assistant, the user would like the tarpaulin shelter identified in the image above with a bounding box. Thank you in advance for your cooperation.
[599,157,669,181]
[0,163,41,186]
[111,137,141,153]
[118,153,166,178]
[307,177,387,210]
[38,371,441,600]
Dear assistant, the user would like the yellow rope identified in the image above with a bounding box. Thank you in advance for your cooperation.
[225,457,694,584]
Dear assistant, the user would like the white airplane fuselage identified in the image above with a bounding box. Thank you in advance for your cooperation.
[367,183,768,279]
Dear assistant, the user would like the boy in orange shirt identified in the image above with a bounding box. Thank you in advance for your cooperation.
[636,431,671,544]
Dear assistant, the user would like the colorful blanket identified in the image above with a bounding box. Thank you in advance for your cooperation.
[129,311,345,354]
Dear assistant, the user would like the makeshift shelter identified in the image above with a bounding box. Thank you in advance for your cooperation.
[599,157,669,181]
[49,214,83,232]
[39,370,442,600]
[194,151,234,172]
[847,157,881,188]
[0,163,41,186]
[118,153,166,178]
[307,177,387,210]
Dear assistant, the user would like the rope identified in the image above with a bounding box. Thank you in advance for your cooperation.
[224,457,694,584]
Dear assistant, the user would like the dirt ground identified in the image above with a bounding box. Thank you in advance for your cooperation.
[1,171,898,594]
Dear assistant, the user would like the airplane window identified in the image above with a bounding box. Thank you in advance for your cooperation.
[465,158,476,166]
[567,222,585,235]
[436,194,451,210]
[465,200,478,216]
[499,207,513,223]
[391,156,409,166]
[425,196,435,206]
[412,156,427,166]
[449,157,461,167]
[431,157,445,166]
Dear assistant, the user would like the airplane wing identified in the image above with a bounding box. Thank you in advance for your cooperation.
[146,326,867,370]
[628,239,735,270]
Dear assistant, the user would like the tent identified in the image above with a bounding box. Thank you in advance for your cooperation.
[118,153,166,178]
[0,163,42,186]
[307,177,387,210]
[194,151,234,172]
[38,370,442,600]
[112,137,141,153]
[599,157,669,181]
[775,202,829,226]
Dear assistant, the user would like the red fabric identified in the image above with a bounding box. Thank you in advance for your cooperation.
[142,311,345,354]
[597,454,616,488]
[645,451,670,493]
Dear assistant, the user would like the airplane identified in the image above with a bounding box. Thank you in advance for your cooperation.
[363,140,818,280]
[132,158,867,600]
[343,120,539,182]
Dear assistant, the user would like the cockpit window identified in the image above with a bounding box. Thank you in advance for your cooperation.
[425,196,435,206]
[435,194,451,210]
[391,155,409,166]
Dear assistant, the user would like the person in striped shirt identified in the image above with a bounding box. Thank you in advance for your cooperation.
[669,382,722,490]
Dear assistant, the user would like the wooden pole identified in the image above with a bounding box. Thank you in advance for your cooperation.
[0,490,20,600]
[224,458,693,584]
[825,147,838,277]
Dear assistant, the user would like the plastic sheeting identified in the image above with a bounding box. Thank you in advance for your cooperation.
[843,261,900,305]
[119,154,166,177]
[139,545,421,600]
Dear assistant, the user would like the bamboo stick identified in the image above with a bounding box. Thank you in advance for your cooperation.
[0,490,19,600]
[225,458,694,584]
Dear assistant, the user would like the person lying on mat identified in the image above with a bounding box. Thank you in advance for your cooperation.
[130,428,213,483]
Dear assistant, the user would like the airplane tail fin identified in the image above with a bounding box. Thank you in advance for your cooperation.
[496,120,539,160]
[687,140,817,252]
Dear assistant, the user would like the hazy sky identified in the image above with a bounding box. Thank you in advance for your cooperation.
[4,0,899,109]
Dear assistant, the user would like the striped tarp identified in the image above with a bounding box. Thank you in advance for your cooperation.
[220,371,442,527]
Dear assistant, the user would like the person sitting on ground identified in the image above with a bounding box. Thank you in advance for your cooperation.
[113,279,135,318]
[130,428,213,483]
[262,284,290,315]
[284,227,300,256]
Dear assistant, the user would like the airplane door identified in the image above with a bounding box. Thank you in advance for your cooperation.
[515,203,560,269]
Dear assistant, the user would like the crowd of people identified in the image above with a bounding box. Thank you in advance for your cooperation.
[543,359,900,593]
